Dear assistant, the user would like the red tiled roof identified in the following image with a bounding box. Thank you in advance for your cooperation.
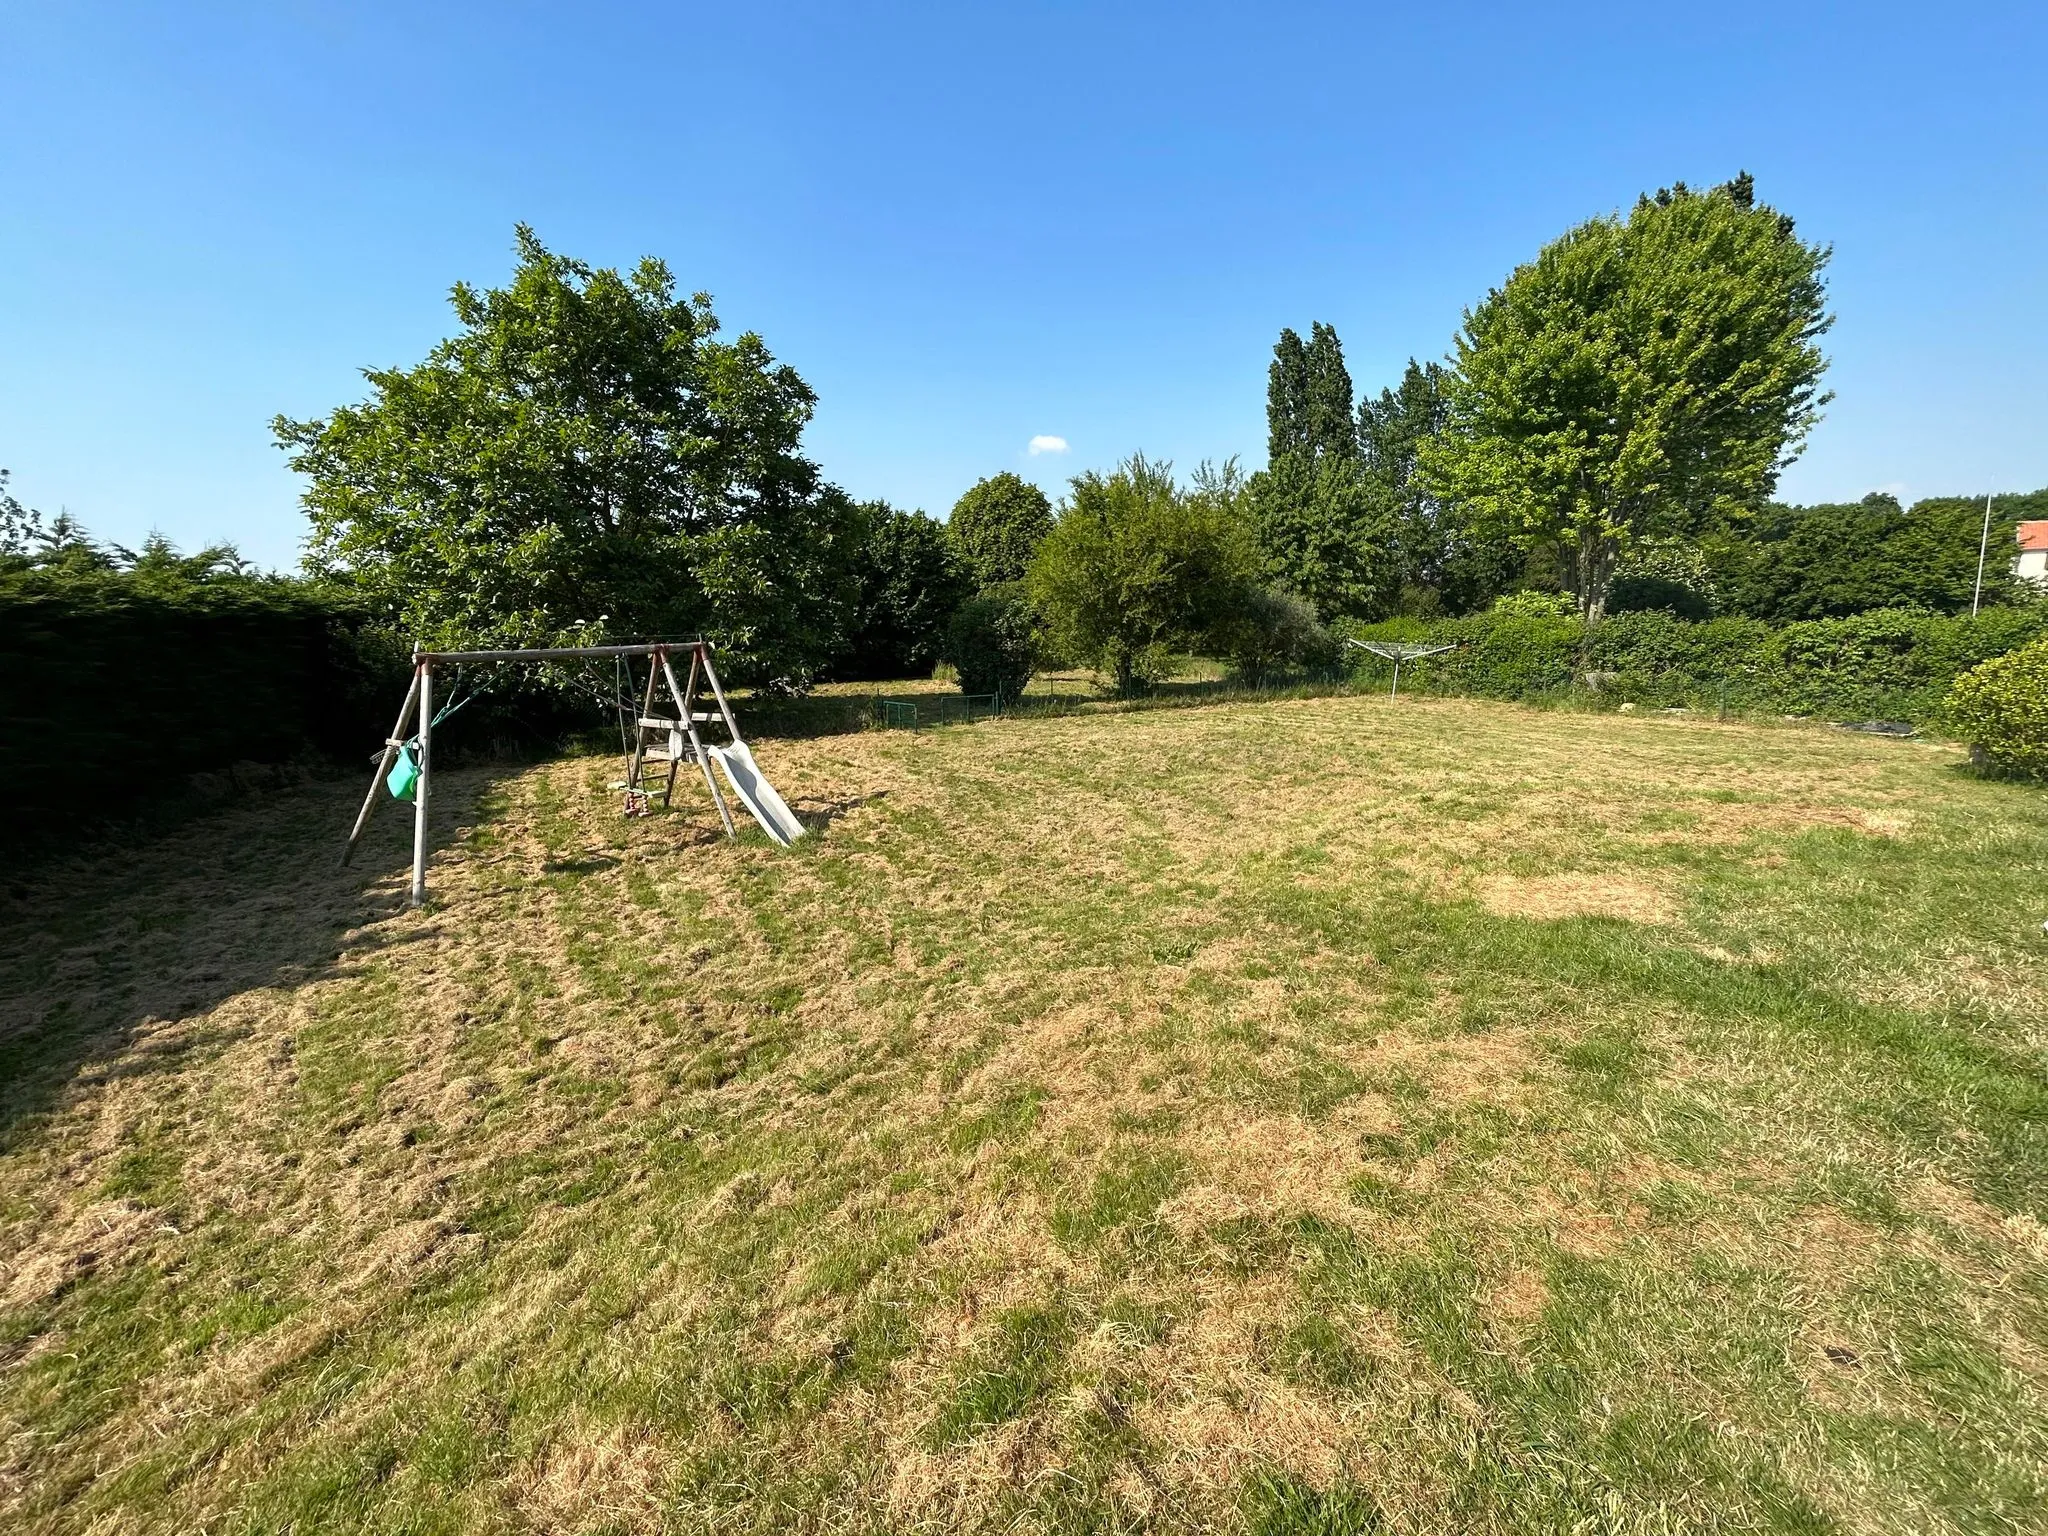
[2019,520,2048,553]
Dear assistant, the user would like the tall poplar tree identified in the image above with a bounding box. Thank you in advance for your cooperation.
[1249,322,1395,618]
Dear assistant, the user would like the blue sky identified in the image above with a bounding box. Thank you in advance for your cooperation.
[2,1,2043,570]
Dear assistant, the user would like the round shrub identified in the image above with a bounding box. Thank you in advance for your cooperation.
[1222,587,1341,686]
[944,583,1037,702]
[1948,636,2048,778]
[948,473,1054,589]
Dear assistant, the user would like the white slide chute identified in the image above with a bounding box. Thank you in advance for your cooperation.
[705,742,807,847]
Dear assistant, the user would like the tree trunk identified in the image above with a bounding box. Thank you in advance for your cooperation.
[1575,530,1618,626]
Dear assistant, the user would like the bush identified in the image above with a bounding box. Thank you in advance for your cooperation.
[944,583,1037,702]
[1607,538,1718,620]
[1489,589,1574,618]
[1949,637,2048,778]
[1029,456,1258,696]
[1221,587,1342,686]
[0,566,399,856]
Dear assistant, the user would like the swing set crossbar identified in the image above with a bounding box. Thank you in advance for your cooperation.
[341,639,745,906]
[409,641,701,664]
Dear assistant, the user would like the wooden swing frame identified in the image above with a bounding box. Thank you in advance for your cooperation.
[339,640,746,906]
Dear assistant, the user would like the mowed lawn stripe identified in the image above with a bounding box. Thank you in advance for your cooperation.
[1,694,2043,1534]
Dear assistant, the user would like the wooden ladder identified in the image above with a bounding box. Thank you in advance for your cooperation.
[622,644,741,838]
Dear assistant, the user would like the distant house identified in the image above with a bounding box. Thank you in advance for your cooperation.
[2020,521,2048,589]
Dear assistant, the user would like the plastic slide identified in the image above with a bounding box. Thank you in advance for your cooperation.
[705,742,808,847]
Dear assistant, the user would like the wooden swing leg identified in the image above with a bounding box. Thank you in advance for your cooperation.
[340,670,422,868]
[697,642,744,745]
[410,661,433,907]
[666,649,735,840]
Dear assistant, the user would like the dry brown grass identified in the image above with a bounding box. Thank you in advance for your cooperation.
[1,692,2043,1534]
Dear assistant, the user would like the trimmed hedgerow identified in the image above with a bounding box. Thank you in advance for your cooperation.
[0,570,400,855]
[1339,605,2047,724]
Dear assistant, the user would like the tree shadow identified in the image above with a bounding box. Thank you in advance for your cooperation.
[793,790,890,835]
[0,765,510,1147]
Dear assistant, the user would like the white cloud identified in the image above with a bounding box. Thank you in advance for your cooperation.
[1027,434,1069,456]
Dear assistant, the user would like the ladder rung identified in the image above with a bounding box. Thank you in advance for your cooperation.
[639,714,718,730]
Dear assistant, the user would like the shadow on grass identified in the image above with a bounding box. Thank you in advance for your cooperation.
[0,763,511,1151]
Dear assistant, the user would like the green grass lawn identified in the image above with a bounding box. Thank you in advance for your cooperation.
[2,693,2045,1534]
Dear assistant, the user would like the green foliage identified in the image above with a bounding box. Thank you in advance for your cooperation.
[0,552,396,856]
[1358,359,1515,614]
[1029,456,1259,695]
[1342,605,2047,722]
[1489,589,1575,618]
[1267,322,1358,466]
[1713,489,2048,621]
[0,468,44,559]
[942,582,1037,701]
[1246,453,1400,621]
[1608,537,1719,620]
[947,472,1054,588]
[1946,637,2048,778]
[1424,175,1832,621]
[275,226,860,689]
[832,502,970,681]
[1254,325,1401,621]
[1220,587,1342,686]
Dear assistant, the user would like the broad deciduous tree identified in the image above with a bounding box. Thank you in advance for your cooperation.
[1423,176,1832,622]
[834,501,971,680]
[1029,456,1257,695]
[947,472,1054,588]
[1711,489,2047,621]
[275,226,860,687]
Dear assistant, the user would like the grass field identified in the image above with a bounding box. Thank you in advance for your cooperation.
[3,693,2046,1534]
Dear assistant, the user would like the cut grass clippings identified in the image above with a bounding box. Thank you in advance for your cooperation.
[1,692,2045,1534]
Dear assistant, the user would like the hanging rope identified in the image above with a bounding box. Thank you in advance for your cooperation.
[367,665,479,766]
[613,653,633,760]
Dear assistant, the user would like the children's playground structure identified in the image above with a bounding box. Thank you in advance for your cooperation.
[340,641,804,905]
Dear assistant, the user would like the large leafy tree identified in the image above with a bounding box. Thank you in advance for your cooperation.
[1248,323,1396,618]
[1423,175,1832,622]
[275,226,860,686]
[1029,456,1257,695]
[833,501,972,680]
[1247,453,1398,620]
[1712,488,2047,620]
[1357,358,1511,612]
[947,472,1054,588]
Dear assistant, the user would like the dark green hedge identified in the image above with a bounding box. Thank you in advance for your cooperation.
[0,572,400,855]
[1340,605,2048,724]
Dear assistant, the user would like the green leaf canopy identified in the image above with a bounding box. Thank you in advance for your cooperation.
[275,227,858,687]
[1423,177,1832,622]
